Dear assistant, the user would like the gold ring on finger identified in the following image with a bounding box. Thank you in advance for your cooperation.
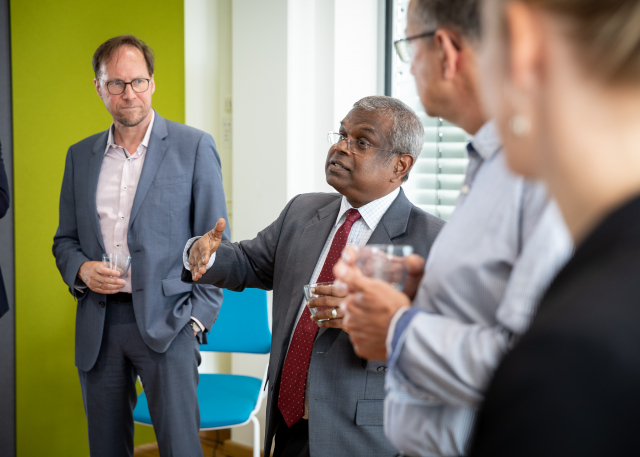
[331,309,338,319]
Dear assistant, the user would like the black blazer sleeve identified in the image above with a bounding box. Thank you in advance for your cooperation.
[0,140,10,219]
[0,140,9,318]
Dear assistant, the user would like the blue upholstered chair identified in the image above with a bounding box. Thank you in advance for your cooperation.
[133,288,271,457]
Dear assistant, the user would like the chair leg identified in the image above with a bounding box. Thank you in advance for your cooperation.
[251,415,260,457]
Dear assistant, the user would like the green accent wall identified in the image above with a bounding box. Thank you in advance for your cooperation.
[11,1,184,455]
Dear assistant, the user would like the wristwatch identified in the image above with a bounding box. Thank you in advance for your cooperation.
[189,319,201,334]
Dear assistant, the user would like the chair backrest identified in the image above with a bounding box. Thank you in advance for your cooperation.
[200,288,271,354]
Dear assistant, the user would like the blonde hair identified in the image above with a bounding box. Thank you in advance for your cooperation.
[504,0,640,83]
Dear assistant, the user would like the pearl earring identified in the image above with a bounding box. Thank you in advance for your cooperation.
[509,115,531,137]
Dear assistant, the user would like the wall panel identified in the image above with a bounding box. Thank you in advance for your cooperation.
[0,0,15,455]
[10,1,184,454]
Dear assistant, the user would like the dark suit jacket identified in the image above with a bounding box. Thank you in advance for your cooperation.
[470,195,640,456]
[52,112,229,371]
[0,140,9,318]
[183,189,444,456]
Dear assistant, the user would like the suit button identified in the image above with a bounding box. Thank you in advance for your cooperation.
[99,301,105,308]
[377,366,384,372]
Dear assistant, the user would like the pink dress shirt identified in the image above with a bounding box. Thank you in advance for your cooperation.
[96,112,155,293]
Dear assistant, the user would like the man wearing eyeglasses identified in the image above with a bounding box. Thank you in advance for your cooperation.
[52,35,229,457]
[182,96,444,457]
[333,0,573,456]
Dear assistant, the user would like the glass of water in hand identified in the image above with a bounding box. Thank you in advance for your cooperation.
[303,282,333,322]
[353,245,413,290]
[102,253,132,278]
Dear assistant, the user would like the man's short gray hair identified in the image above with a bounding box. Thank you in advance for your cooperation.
[410,0,481,42]
[352,95,424,183]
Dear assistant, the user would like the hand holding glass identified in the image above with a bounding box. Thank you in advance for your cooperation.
[353,245,413,290]
[102,253,132,278]
[304,282,333,322]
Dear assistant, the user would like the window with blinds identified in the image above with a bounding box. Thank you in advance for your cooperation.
[389,0,471,221]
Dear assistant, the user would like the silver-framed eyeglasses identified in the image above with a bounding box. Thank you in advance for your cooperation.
[103,78,151,96]
[394,30,461,63]
[327,132,393,155]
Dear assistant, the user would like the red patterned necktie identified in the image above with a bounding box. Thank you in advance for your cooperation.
[278,208,362,427]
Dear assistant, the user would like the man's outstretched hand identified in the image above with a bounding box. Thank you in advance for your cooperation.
[189,218,226,281]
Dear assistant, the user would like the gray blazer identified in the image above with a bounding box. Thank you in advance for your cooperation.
[183,190,444,456]
[53,112,229,372]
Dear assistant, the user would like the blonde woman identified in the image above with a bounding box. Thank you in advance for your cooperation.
[471,0,640,455]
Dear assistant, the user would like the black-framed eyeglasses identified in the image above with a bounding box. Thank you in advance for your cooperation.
[394,31,461,63]
[103,78,151,96]
[327,132,393,155]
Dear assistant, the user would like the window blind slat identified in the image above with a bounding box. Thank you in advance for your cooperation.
[419,142,468,159]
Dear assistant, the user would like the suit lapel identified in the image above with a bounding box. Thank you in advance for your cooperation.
[89,132,108,252]
[129,112,169,227]
[280,198,341,352]
[367,188,412,245]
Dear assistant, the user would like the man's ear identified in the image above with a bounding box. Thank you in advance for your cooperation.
[435,29,461,81]
[94,78,103,100]
[392,154,415,182]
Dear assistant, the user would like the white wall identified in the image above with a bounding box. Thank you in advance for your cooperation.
[287,0,384,199]
[185,0,233,375]
[231,0,288,449]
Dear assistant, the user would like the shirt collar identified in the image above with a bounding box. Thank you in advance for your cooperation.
[104,110,156,156]
[335,187,401,231]
[470,120,502,161]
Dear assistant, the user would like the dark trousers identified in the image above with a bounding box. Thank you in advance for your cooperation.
[78,297,202,457]
[273,411,310,457]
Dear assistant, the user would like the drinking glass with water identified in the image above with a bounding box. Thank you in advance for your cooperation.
[102,253,132,278]
[353,245,413,290]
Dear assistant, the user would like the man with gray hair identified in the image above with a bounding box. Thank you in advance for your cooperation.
[334,0,573,455]
[182,95,444,457]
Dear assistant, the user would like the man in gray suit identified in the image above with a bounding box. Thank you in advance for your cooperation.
[183,96,444,457]
[52,35,229,457]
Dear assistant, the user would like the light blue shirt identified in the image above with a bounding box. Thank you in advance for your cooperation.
[385,121,573,456]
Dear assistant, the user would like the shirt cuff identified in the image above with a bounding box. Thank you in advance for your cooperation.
[74,277,88,293]
[190,316,206,333]
[183,236,216,271]
[387,306,426,358]
[386,306,409,356]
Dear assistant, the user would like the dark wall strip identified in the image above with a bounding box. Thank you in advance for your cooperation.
[384,0,393,96]
[0,0,16,456]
